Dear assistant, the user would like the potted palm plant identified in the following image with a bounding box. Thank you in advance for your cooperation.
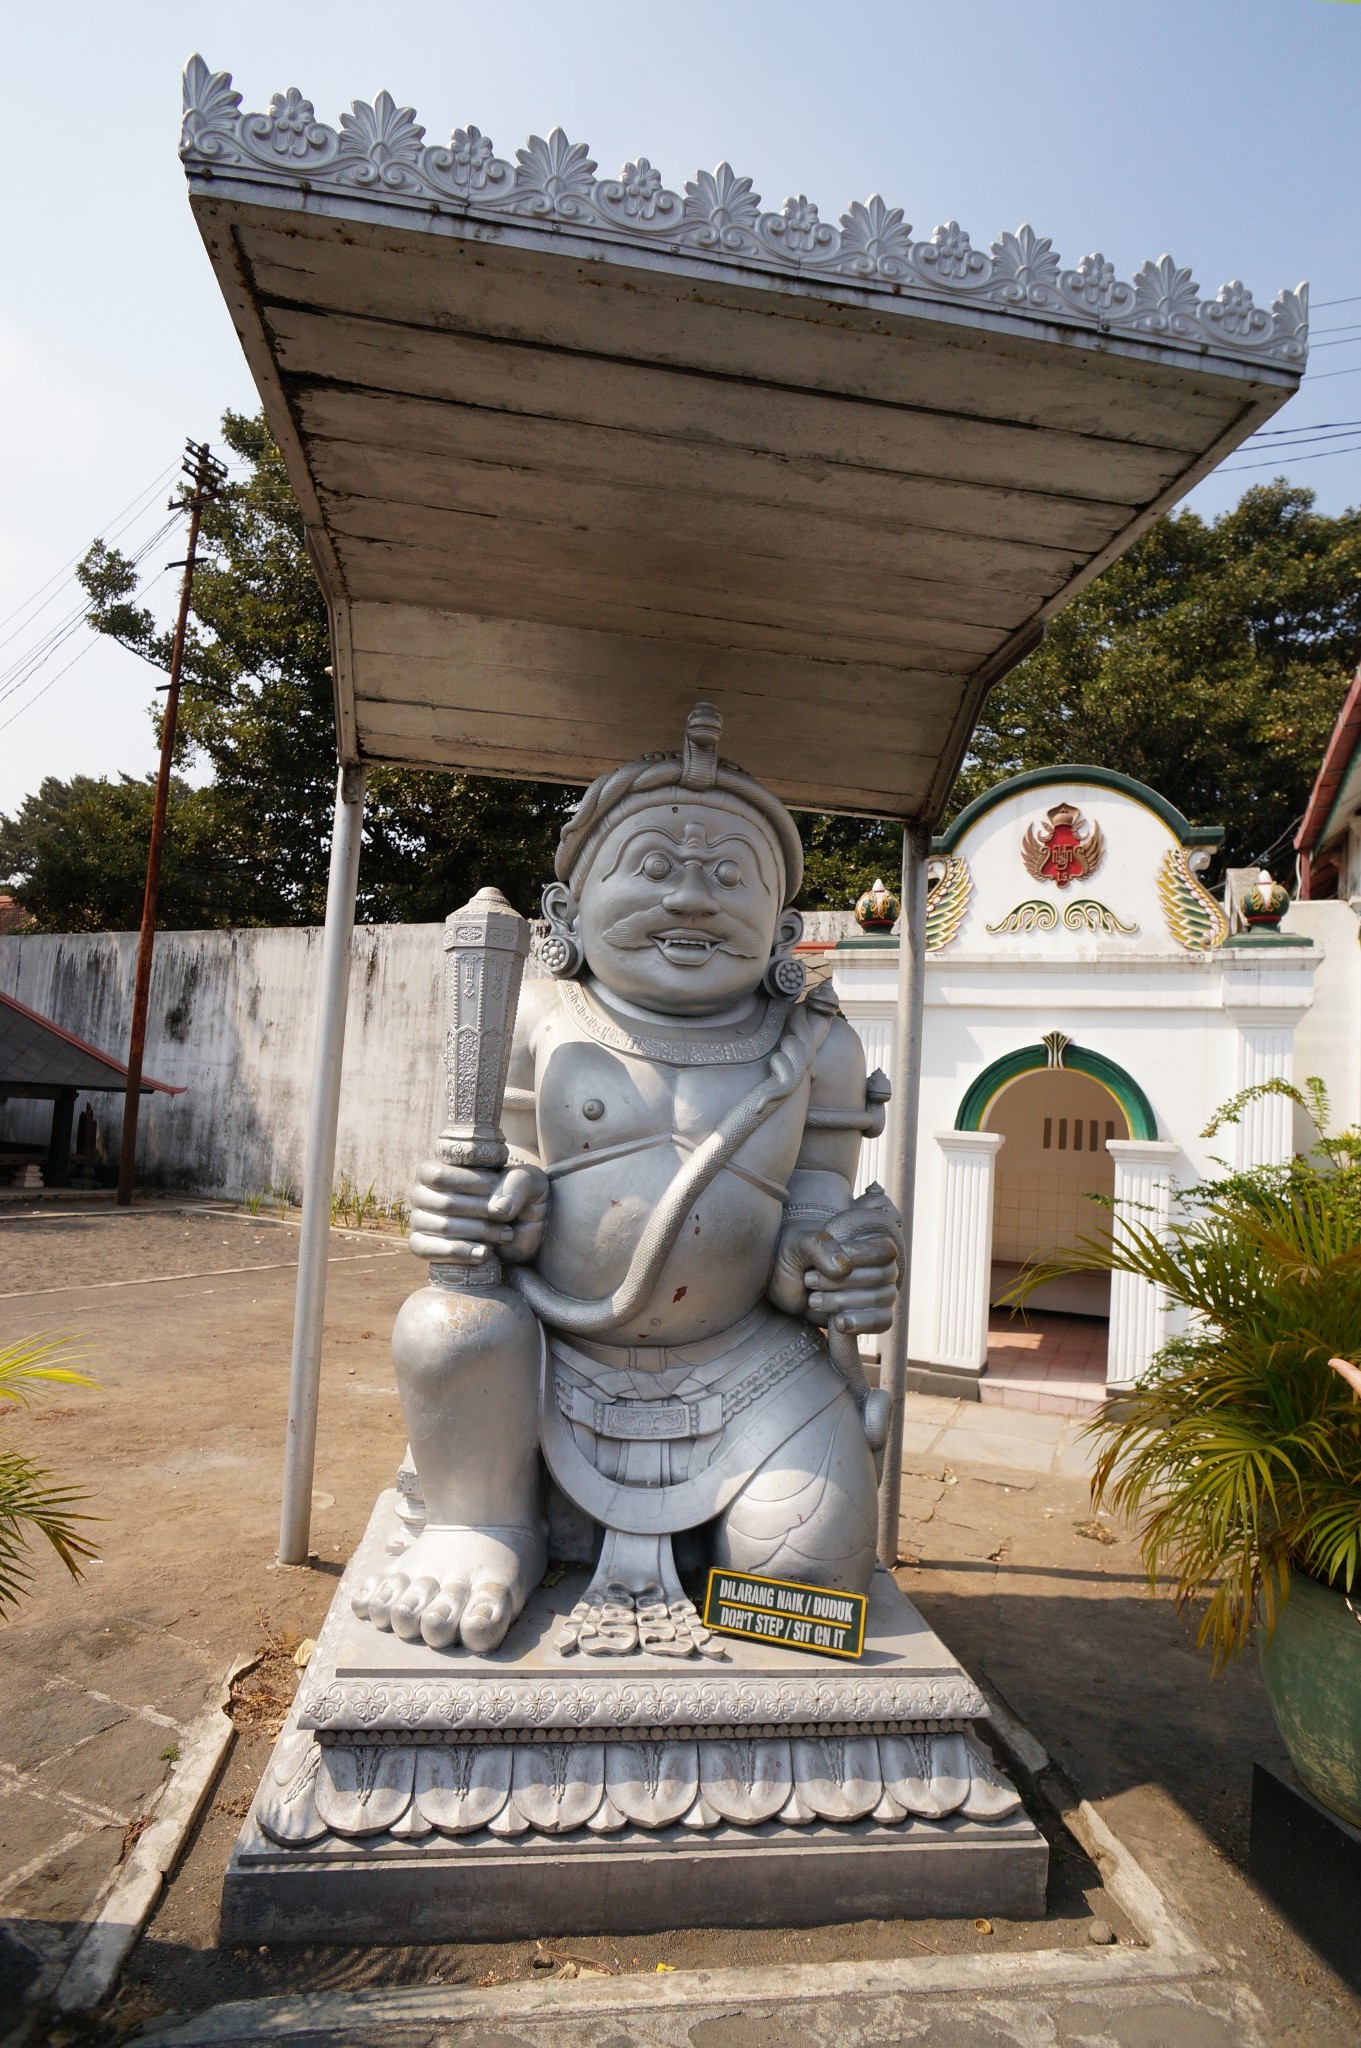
[1007,1079,1361,1826]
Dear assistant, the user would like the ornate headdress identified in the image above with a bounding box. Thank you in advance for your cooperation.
[554,702,804,907]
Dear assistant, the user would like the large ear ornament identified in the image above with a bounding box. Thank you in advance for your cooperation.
[539,882,585,979]
[762,908,806,999]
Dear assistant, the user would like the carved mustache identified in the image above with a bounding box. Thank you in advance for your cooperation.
[600,908,762,957]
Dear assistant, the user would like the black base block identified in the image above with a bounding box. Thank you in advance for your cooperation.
[1249,1759,1361,1991]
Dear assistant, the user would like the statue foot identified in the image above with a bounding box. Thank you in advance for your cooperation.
[352,1524,546,1653]
[558,1579,726,1660]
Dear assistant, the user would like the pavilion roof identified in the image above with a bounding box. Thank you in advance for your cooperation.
[180,58,1308,824]
[0,990,182,1099]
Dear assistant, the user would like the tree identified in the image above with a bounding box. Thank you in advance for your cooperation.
[953,483,1361,872]
[66,411,573,927]
[0,775,242,933]
[9,426,1355,933]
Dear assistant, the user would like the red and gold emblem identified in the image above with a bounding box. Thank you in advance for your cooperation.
[1020,802,1104,889]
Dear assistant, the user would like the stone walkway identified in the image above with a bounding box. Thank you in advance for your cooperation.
[1,1204,1356,2048]
[898,1386,1099,1480]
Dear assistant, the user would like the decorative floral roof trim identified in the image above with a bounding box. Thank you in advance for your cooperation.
[180,58,1308,371]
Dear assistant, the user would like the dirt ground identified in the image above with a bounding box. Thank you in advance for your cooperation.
[1,1199,1358,2046]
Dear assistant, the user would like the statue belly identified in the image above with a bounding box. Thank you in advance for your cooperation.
[539,1155,784,1347]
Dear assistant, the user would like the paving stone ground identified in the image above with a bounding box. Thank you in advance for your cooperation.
[0,1199,1356,2047]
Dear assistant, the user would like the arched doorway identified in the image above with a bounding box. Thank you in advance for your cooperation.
[958,1042,1151,1411]
[985,1069,1130,1312]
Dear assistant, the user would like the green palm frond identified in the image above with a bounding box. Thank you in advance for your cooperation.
[0,1335,99,1617]
[1002,1080,1361,1665]
[0,1333,97,1405]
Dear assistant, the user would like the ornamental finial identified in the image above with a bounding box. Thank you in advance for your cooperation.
[680,701,722,791]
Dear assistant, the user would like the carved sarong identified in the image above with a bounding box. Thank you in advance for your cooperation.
[539,1305,843,1537]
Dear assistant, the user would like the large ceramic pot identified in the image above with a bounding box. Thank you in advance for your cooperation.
[1258,1567,1361,1825]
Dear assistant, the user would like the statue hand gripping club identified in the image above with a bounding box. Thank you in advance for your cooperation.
[354,704,902,1657]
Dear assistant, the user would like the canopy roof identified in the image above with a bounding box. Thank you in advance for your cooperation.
[181,58,1308,823]
[0,991,182,1100]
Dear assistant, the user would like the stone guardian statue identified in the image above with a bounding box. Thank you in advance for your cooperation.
[355,702,901,1659]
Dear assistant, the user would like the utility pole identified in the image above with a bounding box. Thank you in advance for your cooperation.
[116,440,227,1207]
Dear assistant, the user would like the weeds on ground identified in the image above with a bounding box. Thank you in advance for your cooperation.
[269,1179,296,1221]
[230,1615,303,1740]
[331,1175,381,1231]
[243,1188,266,1217]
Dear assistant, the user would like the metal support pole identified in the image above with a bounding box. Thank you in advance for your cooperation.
[876,822,930,1567]
[278,762,367,1565]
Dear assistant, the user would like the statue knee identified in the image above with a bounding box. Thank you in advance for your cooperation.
[713,1393,878,1596]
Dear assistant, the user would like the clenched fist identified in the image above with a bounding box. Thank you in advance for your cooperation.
[409,1159,550,1266]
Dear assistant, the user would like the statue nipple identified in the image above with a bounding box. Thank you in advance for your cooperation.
[680,701,722,791]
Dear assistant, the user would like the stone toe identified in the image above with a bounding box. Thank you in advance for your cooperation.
[460,1582,513,1654]
[391,1576,440,1641]
[366,1572,410,1631]
[420,1583,470,1650]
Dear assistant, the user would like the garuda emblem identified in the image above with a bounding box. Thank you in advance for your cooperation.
[1020,802,1104,889]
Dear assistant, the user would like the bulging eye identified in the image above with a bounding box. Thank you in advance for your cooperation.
[641,851,672,881]
[714,859,742,887]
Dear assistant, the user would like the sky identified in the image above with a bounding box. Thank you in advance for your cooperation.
[2,0,1359,818]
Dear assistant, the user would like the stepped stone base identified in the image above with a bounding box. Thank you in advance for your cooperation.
[221,1493,1047,1943]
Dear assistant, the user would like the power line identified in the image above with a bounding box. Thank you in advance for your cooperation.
[0,462,178,645]
[0,513,182,713]
[0,569,175,737]
[1218,440,1361,474]
[1313,292,1361,310]
[1306,364,1361,382]
[1241,426,1361,448]
[1247,418,1361,436]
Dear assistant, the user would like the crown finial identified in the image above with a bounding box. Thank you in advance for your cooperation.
[680,701,722,791]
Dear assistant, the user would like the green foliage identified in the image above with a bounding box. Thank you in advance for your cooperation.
[13,423,1355,927]
[0,773,242,933]
[794,814,905,913]
[1005,1083,1361,1665]
[954,483,1361,874]
[2,412,573,930]
[0,1336,100,1617]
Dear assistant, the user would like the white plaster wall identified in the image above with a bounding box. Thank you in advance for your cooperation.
[0,926,447,1205]
[830,945,1319,1366]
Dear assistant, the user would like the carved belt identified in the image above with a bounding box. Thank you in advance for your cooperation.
[552,1326,821,1445]
[540,1327,837,1536]
[554,1385,723,1440]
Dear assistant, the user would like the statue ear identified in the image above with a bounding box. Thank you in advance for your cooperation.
[763,908,806,1000]
[540,882,585,979]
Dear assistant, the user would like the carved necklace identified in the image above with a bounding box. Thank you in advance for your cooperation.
[558,979,790,1067]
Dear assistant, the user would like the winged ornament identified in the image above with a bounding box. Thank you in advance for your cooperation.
[1020,802,1105,888]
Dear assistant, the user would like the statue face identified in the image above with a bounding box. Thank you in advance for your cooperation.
[575,801,782,1015]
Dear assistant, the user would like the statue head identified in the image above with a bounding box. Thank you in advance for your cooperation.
[542,703,806,1017]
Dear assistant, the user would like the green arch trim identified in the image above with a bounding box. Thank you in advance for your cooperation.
[932,765,1223,856]
[955,1043,1157,1140]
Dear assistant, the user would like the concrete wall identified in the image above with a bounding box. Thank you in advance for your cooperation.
[0,912,864,1205]
[0,926,447,1206]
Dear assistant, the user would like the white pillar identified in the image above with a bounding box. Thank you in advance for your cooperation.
[1228,1014,1294,1170]
[278,763,367,1564]
[1105,1139,1179,1391]
[931,1130,1004,1376]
